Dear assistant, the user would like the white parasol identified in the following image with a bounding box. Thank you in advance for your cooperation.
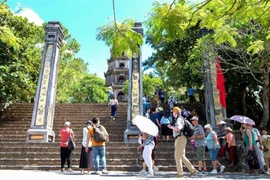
[132,115,158,137]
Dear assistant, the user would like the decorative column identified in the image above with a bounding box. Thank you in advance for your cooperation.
[210,57,227,125]
[124,22,143,143]
[199,28,215,128]
[26,21,64,143]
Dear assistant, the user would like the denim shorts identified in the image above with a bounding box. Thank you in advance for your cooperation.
[209,148,220,161]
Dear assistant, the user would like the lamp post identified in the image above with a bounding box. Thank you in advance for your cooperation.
[199,28,215,128]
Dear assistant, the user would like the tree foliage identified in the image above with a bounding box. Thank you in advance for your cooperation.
[0,2,43,102]
[96,19,143,58]
[97,0,270,127]
[0,2,107,104]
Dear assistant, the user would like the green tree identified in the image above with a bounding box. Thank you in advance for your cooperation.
[97,0,270,127]
[0,2,43,103]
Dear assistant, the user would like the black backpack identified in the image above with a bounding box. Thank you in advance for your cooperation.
[181,118,195,138]
[93,125,107,142]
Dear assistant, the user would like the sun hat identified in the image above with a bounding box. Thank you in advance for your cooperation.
[204,124,212,129]
[224,127,233,132]
[64,121,70,126]
[218,120,226,125]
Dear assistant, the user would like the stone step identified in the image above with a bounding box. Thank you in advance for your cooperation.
[0,164,169,171]
[0,103,236,172]
[4,110,128,114]
[0,161,234,172]
[0,138,125,142]
[0,150,204,160]
[7,103,128,108]
[0,157,215,166]
[0,123,127,128]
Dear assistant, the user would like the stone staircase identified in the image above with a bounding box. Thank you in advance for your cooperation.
[0,103,234,172]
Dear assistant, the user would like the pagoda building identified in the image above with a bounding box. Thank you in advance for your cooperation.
[104,53,129,102]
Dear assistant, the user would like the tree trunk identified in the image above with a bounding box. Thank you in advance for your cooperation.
[259,64,270,128]
[241,84,247,115]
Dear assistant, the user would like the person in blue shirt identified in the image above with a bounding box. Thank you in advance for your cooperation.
[187,87,195,104]
[150,107,161,131]
[160,110,172,141]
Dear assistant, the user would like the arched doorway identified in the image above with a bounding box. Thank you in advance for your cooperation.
[117,91,125,102]
[119,62,125,68]
[118,74,126,83]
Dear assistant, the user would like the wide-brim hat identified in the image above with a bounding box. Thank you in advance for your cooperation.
[224,127,233,132]
[218,120,226,125]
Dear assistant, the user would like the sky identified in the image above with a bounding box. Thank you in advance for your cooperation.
[6,0,161,79]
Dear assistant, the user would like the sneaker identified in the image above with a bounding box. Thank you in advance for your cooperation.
[139,169,147,174]
[174,174,184,178]
[67,168,73,172]
[102,169,110,174]
[91,171,101,175]
[153,166,159,172]
[190,169,197,177]
[197,171,203,176]
[220,165,225,173]
[60,168,65,172]
[144,172,154,177]
[209,169,218,174]
[202,171,209,175]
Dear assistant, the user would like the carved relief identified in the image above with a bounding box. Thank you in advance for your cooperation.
[35,45,53,126]
[131,56,140,125]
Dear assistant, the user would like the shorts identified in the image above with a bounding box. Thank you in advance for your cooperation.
[196,146,206,161]
[209,148,220,161]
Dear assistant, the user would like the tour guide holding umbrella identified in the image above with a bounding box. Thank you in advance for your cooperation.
[133,116,159,177]
[167,107,197,178]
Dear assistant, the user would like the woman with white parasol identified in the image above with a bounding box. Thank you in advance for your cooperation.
[133,116,158,177]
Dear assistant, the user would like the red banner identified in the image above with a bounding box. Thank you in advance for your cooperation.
[216,57,226,108]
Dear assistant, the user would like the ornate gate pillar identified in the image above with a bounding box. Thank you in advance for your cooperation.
[124,22,143,143]
[26,21,64,143]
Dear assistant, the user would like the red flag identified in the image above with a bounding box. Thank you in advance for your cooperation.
[216,57,226,108]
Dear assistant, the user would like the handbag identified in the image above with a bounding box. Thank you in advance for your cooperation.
[67,131,76,151]
[246,150,256,161]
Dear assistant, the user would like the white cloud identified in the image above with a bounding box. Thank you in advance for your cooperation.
[16,7,44,26]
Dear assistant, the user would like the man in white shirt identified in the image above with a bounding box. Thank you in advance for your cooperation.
[168,107,197,178]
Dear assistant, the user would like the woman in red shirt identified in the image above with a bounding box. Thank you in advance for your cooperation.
[59,121,74,172]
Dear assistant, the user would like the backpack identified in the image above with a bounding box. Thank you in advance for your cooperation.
[181,118,195,138]
[93,125,107,142]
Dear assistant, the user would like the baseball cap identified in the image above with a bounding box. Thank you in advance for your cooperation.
[172,107,181,113]
[190,116,199,121]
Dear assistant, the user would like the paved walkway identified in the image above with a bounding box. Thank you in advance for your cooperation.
[0,170,269,180]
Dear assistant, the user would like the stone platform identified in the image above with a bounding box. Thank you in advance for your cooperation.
[0,170,269,180]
